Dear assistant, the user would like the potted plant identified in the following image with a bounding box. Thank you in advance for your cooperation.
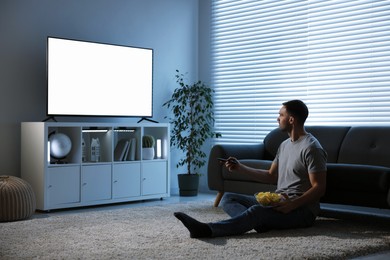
[142,135,155,160]
[163,70,221,196]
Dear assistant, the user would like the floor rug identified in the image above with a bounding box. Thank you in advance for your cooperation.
[1,201,389,259]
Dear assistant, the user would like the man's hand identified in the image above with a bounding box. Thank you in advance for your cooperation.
[273,194,298,214]
[225,157,240,172]
[222,157,278,185]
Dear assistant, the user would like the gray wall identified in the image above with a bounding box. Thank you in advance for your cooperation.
[0,0,208,193]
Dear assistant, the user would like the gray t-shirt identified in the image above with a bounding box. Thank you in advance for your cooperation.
[274,133,327,215]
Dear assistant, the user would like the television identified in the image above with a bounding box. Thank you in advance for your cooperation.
[46,37,153,118]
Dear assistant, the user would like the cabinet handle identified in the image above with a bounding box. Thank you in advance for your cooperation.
[48,185,52,188]
[114,180,118,183]
[83,183,87,186]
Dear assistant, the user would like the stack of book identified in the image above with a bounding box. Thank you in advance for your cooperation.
[114,138,137,161]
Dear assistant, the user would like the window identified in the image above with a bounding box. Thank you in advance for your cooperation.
[211,0,390,144]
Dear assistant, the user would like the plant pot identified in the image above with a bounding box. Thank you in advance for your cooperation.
[178,173,199,196]
[142,147,155,160]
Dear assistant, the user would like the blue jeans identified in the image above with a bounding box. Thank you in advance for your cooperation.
[208,193,316,237]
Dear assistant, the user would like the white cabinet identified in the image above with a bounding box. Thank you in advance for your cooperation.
[47,166,80,206]
[112,163,141,198]
[21,122,170,211]
[142,161,168,196]
[81,164,112,202]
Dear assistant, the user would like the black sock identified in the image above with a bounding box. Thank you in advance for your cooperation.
[174,212,212,238]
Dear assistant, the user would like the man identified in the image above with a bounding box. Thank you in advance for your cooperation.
[174,99,327,238]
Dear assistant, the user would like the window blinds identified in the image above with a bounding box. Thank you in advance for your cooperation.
[211,0,390,144]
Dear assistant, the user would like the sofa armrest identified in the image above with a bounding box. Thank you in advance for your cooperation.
[207,143,265,192]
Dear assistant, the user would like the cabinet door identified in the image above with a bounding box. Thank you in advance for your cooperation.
[112,163,141,199]
[48,166,80,207]
[81,164,112,202]
[142,161,167,195]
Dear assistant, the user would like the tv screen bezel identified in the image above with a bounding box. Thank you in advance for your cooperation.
[46,36,154,119]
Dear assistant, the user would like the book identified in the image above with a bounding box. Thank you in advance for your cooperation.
[123,141,130,161]
[114,139,129,161]
[126,138,137,161]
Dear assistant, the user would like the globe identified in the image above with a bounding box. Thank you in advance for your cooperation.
[49,133,72,159]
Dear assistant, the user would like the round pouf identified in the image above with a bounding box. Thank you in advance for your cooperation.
[0,175,36,222]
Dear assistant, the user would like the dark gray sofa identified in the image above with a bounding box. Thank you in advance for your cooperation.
[208,126,390,209]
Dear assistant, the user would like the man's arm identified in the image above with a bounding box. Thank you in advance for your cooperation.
[225,157,278,185]
[275,170,327,214]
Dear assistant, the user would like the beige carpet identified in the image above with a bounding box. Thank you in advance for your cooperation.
[0,200,389,259]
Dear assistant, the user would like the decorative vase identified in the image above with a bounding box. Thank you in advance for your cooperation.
[142,147,155,160]
[178,174,200,196]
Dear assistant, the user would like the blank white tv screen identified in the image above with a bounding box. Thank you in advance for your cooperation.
[47,37,153,117]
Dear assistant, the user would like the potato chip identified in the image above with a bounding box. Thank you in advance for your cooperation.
[255,192,282,206]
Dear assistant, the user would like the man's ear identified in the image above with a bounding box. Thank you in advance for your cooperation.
[288,116,294,124]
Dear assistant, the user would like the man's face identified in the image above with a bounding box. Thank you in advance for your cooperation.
[277,106,292,132]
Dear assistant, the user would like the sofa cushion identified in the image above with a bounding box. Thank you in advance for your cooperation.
[224,180,276,196]
[338,126,390,168]
[326,163,390,192]
[263,126,350,163]
[321,190,389,208]
[305,126,350,163]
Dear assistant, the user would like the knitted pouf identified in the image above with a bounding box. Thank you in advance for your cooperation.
[0,175,36,222]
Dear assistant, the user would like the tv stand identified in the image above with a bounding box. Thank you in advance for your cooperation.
[21,121,170,211]
[137,117,158,124]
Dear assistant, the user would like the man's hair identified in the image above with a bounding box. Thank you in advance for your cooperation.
[282,100,309,125]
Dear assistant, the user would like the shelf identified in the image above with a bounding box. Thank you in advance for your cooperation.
[21,122,170,211]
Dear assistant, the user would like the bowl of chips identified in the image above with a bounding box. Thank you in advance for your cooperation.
[255,192,283,207]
